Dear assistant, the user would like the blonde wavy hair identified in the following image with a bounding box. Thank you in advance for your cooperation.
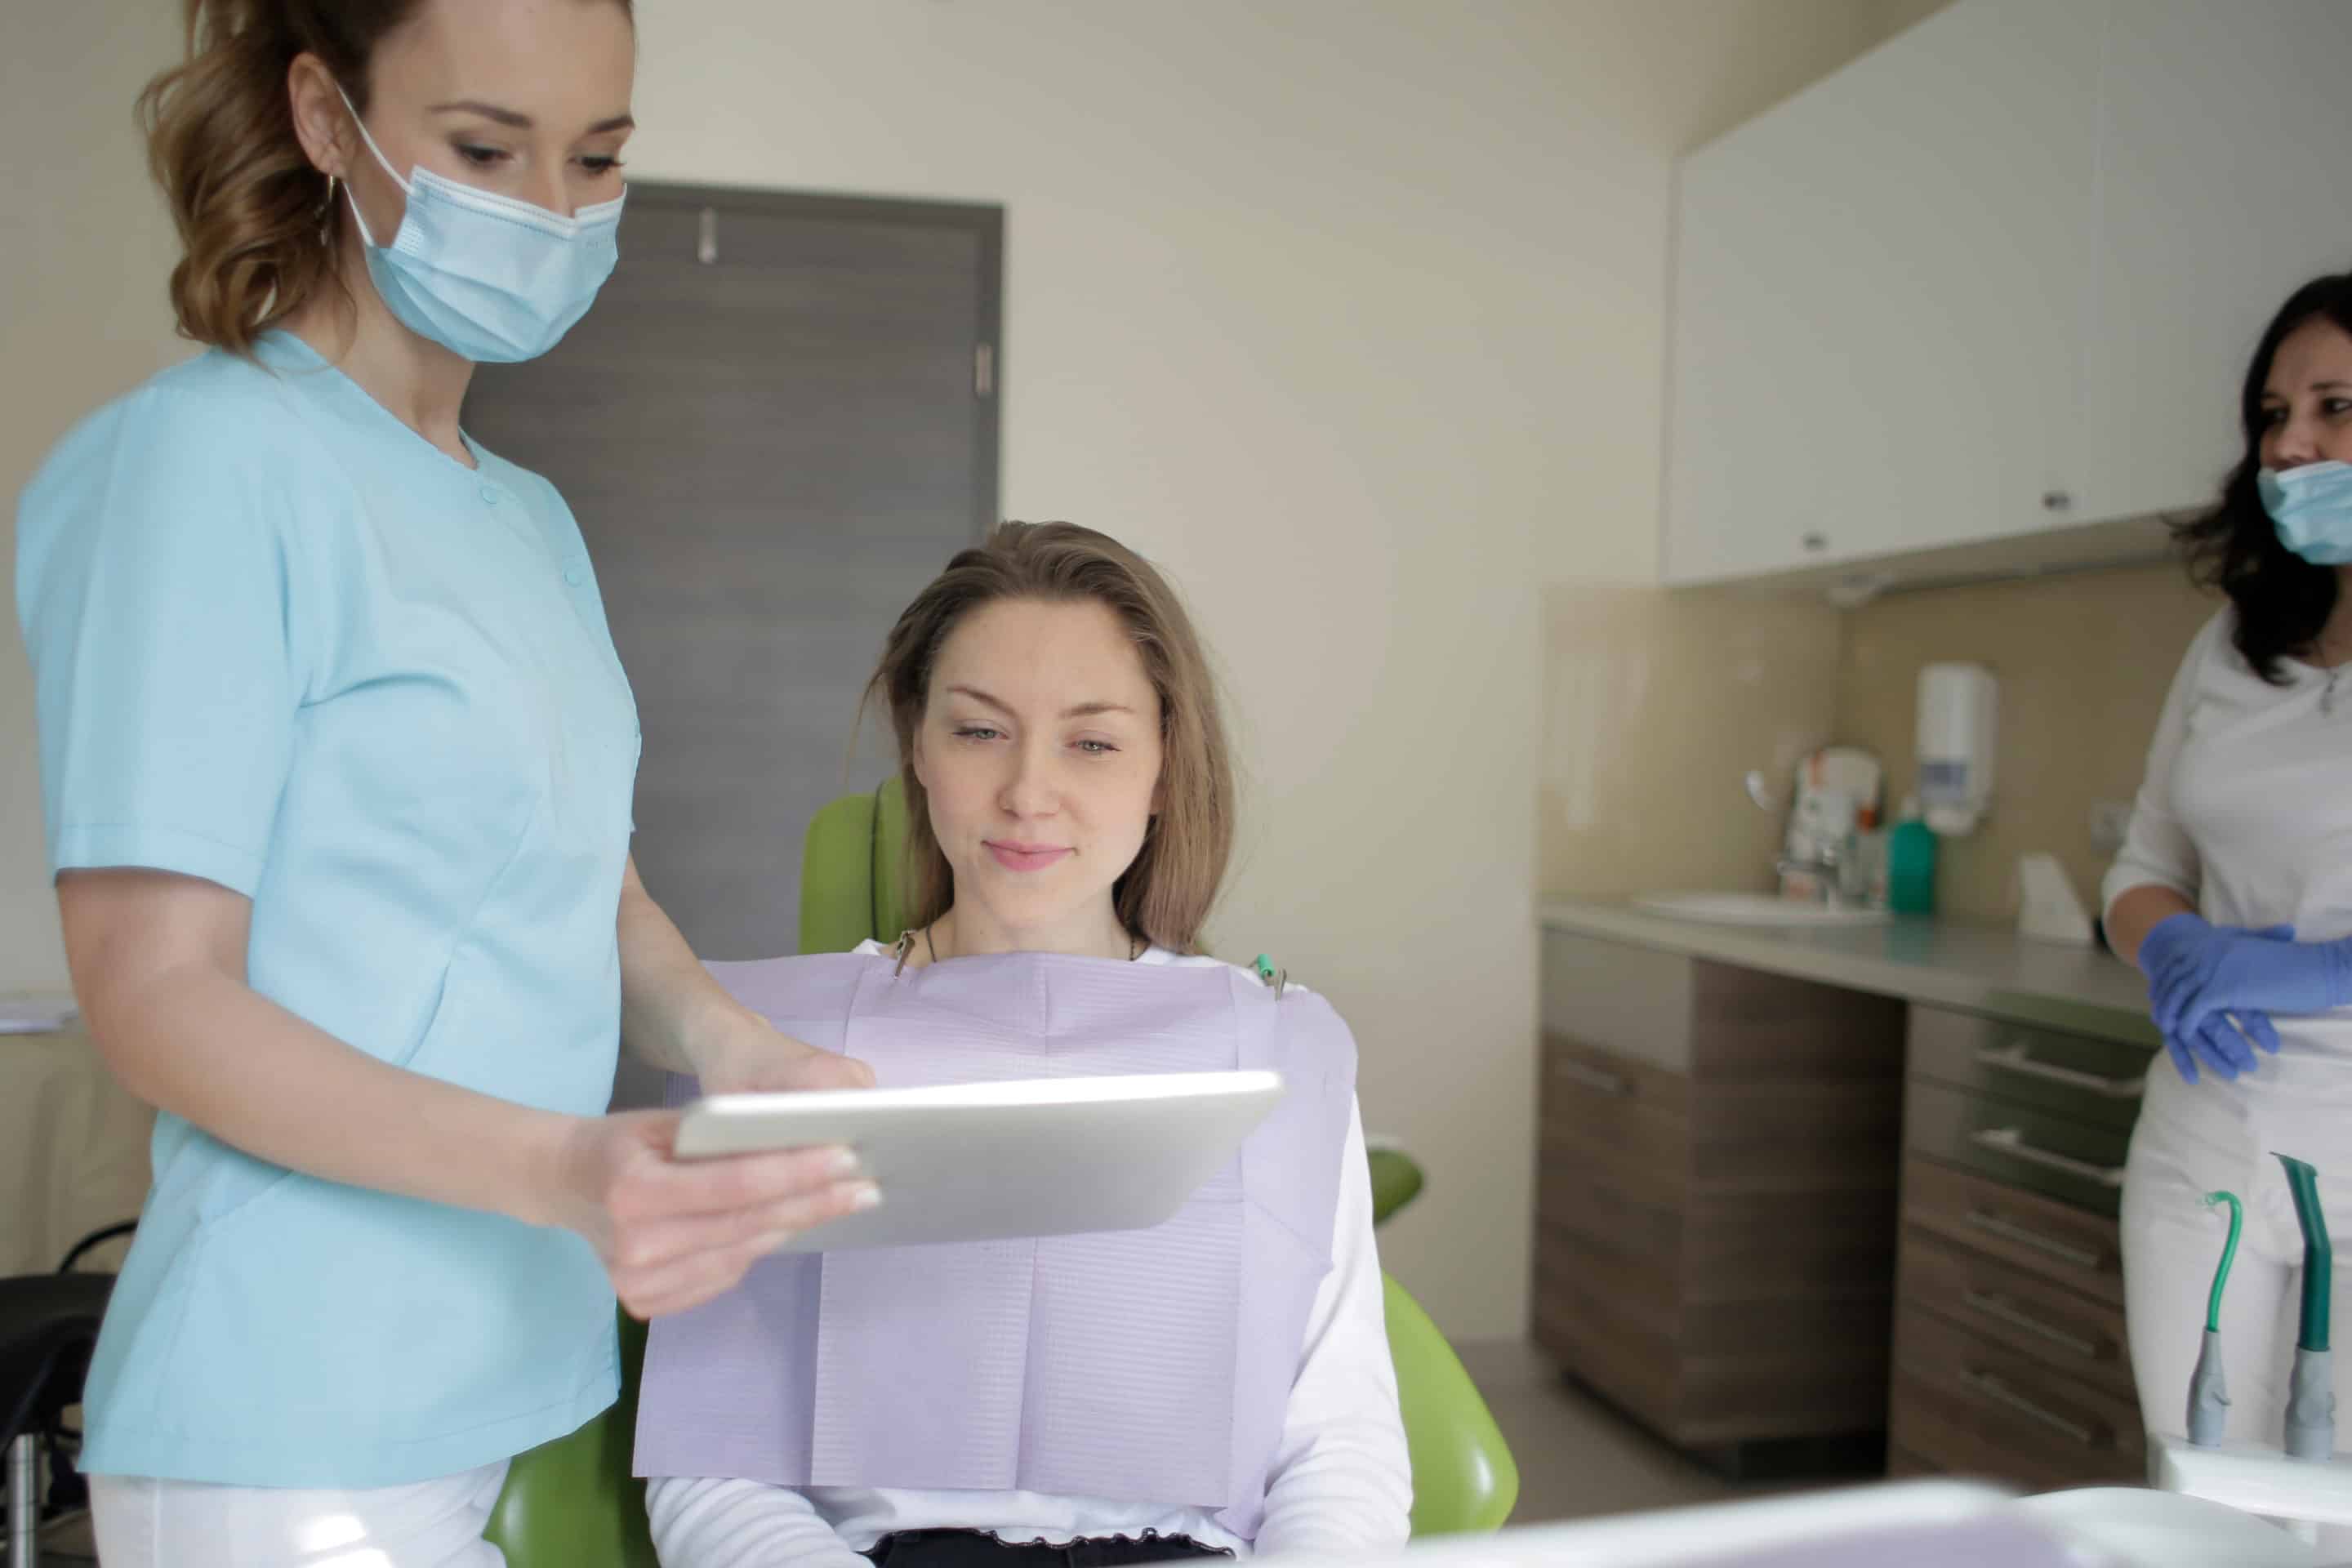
[136,0,632,354]
[864,523,1238,956]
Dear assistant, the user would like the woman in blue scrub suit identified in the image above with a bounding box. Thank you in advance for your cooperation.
[14,2,876,1562]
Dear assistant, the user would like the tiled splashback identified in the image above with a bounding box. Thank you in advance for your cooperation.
[1540,581,1842,898]
[1542,560,2219,926]
[1835,560,2215,925]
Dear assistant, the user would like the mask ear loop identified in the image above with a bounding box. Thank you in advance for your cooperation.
[332,83,410,249]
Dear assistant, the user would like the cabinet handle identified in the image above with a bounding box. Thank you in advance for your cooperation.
[1975,1040,2146,1098]
[1961,1289,2100,1358]
[1553,1058,1631,1096]
[1971,1126,2126,1187]
[2042,491,2073,512]
[1962,1209,2102,1270]
[1959,1367,2099,1446]
[1801,532,1829,553]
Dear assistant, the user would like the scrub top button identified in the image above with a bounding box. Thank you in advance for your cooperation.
[564,562,586,586]
[479,483,501,506]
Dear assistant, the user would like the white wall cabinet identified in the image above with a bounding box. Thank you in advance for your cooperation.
[1664,0,2352,590]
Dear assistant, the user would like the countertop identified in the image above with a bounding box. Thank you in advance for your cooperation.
[1538,898,2158,1047]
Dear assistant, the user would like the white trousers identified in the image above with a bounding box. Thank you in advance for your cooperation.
[87,1460,510,1568]
[2122,1066,2350,1549]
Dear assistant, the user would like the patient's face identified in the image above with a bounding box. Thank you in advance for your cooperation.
[915,597,1164,951]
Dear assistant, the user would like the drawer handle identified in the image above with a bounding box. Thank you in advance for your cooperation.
[1971,1126,2126,1187]
[1553,1059,1631,1096]
[1959,1367,2099,1447]
[1976,1041,2145,1098]
[1961,1288,2100,1358]
[1962,1209,2102,1270]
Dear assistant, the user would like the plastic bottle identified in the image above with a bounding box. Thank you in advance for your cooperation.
[1887,794,1938,917]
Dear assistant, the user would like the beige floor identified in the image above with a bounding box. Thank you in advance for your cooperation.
[1451,1338,1795,1526]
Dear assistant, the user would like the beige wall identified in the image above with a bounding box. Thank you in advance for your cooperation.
[620,1,1928,1336]
[1544,556,2217,929]
[1543,584,1845,898]
[6,1,1927,1339]
[1535,0,1949,901]
[1,3,189,989]
[1837,563,2217,925]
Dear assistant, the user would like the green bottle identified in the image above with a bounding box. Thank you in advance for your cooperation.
[1887,795,1937,917]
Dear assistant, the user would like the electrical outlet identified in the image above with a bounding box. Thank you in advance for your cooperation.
[2090,800,2134,852]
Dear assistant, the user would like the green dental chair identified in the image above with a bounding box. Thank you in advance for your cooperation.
[485,782,1516,1565]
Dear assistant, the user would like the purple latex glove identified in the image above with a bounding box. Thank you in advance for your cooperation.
[2161,1009,2278,1084]
[2138,913,2322,1080]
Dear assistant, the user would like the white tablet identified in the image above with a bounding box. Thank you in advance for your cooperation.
[673,1070,1286,1251]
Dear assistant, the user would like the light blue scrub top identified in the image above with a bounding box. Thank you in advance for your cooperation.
[15,332,640,1486]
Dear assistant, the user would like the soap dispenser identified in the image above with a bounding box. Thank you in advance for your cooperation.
[1887,794,1938,917]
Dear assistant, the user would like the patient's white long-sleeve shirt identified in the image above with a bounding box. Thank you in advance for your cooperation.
[645,944,1413,1567]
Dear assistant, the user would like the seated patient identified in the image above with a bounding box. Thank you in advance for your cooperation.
[635,522,1411,1568]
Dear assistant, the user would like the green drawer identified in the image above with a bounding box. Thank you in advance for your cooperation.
[1904,1077,2131,1217]
[1908,1005,2154,1135]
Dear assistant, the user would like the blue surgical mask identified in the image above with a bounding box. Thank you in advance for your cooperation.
[2259,461,2352,565]
[337,87,623,364]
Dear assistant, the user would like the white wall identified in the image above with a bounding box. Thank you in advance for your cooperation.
[4,0,1931,1339]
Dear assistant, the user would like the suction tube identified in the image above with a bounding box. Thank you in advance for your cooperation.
[2187,1190,2242,1447]
[2274,1153,2336,1461]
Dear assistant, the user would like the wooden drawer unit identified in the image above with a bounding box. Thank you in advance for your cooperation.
[1891,1002,2149,1493]
[1899,1225,2133,1401]
[1909,1004,2153,1134]
[1901,1155,2123,1308]
[1904,1076,2130,1217]
[1533,932,1906,1459]
[1891,1302,2146,1490]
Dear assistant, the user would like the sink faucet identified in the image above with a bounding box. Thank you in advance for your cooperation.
[1776,844,1855,907]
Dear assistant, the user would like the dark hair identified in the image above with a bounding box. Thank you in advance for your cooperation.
[2176,271,2352,682]
[862,523,1236,955]
[137,0,632,355]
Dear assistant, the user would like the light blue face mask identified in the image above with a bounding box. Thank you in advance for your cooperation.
[2259,461,2352,566]
[337,87,623,364]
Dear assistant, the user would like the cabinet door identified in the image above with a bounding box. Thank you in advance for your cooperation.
[1664,0,2104,586]
[2085,2,2352,528]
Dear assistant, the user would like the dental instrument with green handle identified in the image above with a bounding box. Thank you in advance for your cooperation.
[2187,1189,2242,1447]
[2275,1153,2336,1461]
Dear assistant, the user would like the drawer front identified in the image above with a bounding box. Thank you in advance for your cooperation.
[1532,1234,1682,1436]
[1902,1155,2123,1307]
[1909,1005,2153,1134]
[1904,1077,2130,1216]
[1539,1032,1691,1199]
[1899,1225,2134,1400]
[1541,930,1695,1072]
[1892,1301,2145,1489]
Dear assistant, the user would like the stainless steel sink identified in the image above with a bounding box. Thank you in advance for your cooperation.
[1631,891,1891,928]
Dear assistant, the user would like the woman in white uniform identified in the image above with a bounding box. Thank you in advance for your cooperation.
[2107,271,2352,1503]
[15,2,873,1562]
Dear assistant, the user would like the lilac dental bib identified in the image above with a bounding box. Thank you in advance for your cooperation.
[633,951,1357,1539]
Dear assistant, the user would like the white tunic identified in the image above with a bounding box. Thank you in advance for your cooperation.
[2104,608,2352,1147]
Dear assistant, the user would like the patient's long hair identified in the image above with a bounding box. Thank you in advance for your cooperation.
[863,523,1236,955]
